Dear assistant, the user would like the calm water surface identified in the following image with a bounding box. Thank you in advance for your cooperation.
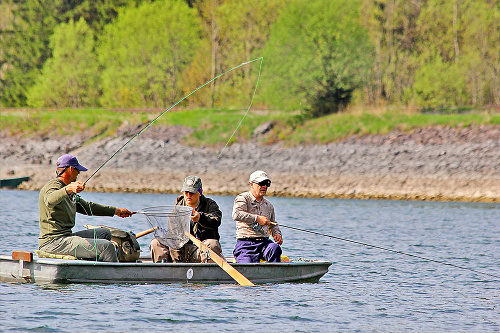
[0,189,498,332]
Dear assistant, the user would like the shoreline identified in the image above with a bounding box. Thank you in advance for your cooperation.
[6,170,498,203]
[1,125,499,203]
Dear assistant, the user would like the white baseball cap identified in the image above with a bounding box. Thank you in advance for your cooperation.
[249,170,270,183]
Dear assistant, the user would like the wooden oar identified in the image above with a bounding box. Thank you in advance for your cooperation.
[187,233,254,286]
[135,226,158,239]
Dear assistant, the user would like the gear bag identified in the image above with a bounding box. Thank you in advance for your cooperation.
[84,224,141,262]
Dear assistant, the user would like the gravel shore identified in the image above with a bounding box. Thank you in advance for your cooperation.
[1,125,499,202]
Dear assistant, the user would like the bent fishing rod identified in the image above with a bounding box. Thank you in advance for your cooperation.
[256,222,500,279]
[84,57,264,185]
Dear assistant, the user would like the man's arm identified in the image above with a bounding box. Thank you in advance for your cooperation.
[76,197,116,216]
[232,194,257,223]
[267,204,283,244]
[197,199,222,230]
[44,186,70,208]
[77,199,134,217]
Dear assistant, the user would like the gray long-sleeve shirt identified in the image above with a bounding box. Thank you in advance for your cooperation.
[232,191,281,239]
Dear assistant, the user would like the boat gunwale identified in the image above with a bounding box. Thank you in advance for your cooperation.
[0,254,332,267]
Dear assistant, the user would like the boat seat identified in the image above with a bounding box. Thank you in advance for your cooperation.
[34,250,77,260]
[230,255,291,263]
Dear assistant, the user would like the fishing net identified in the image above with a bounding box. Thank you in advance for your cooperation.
[137,205,192,249]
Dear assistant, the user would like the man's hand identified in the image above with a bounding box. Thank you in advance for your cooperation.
[273,233,283,245]
[191,210,200,222]
[115,208,135,218]
[65,181,85,194]
[256,215,272,226]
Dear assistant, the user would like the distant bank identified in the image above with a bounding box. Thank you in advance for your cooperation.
[1,125,498,203]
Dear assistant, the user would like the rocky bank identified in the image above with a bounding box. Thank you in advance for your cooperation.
[1,125,499,202]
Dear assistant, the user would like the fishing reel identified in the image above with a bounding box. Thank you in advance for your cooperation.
[252,222,262,231]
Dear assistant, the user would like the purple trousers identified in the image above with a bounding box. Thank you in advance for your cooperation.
[233,238,282,263]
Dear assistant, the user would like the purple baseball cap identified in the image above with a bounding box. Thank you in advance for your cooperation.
[56,154,88,171]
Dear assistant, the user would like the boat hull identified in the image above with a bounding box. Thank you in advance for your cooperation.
[0,255,331,284]
[0,176,30,188]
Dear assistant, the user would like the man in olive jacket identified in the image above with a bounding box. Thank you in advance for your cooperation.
[150,176,222,263]
[39,154,134,262]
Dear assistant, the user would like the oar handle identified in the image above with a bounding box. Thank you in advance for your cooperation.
[135,227,158,239]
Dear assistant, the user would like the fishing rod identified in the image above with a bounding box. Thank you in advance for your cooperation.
[255,222,500,279]
[84,57,264,185]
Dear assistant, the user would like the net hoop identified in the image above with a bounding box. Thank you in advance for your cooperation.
[137,205,192,249]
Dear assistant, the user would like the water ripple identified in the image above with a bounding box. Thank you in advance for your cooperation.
[1,191,499,332]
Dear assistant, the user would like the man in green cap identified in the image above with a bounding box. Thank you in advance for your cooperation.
[149,176,223,263]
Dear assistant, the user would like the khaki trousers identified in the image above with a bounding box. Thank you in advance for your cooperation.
[150,237,222,263]
[40,228,118,262]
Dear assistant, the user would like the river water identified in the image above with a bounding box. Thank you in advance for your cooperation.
[0,189,498,332]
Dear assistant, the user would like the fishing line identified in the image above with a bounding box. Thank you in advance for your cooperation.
[218,57,264,158]
[85,57,264,184]
[268,222,500,279]
[75,198,99,261]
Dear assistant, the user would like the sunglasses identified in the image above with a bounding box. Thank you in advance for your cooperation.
[256,180,271,187]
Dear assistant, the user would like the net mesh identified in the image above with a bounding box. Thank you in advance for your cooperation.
[137,205,192,249]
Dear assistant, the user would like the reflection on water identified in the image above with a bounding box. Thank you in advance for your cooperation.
[1,190,499,332]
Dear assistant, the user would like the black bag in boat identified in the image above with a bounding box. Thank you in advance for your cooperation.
[84,224,141,262]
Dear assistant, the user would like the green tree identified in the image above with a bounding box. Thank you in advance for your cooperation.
[0,0,144,107]
[184,0,285,108]
[413,0,499,107]
[98,0,204,108]
[413,55,468,107]
[0,0,63,107]
[412,0,467,107]
[260,0,374,116]
[66,0,143,33]
[458,0,499,106]
[360,0,424,105]
[27,18,99,107]
[215,0,286,107]
[182,0,224,108]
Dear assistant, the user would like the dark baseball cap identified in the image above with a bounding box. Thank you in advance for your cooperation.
[56,154,88,171]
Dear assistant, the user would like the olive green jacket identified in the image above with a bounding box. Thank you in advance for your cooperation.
[38,178,116,248]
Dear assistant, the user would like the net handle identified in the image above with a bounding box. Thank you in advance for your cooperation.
[136,205,193,216]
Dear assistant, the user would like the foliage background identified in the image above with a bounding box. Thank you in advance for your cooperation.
[1,0,499,115]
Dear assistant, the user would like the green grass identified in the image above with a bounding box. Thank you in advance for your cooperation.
[282,110,499,145]
[155,108,286,145]
[1,108,498,146]
[0,109,148,140]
